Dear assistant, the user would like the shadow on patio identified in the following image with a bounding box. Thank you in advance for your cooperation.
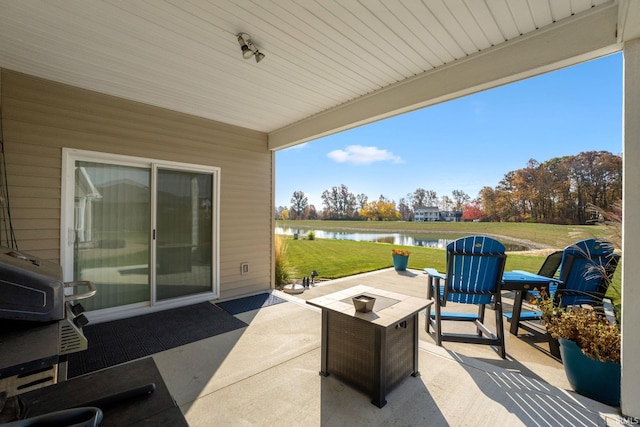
[150,268,620,426]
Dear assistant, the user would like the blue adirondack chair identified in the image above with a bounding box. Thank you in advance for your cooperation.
[506,238,620,358]
[425,236,507,358]
[554,238,620,307]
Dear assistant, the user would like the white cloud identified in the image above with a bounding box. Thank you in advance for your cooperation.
[327,145,403,165]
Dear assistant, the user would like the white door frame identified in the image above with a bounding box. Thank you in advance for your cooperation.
[61,148,220,323]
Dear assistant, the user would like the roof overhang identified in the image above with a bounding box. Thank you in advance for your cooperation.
[0,1,633,151]
[269,3,621,149]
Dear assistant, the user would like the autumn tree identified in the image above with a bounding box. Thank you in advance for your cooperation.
[479,187,498,221]
[356,193,368,210]
[275,206,286,220]
[321,184,357,219]
[305,205,318,220]
[567,151,622,223]
[425,190,438,206]
[461,202,484,221]
[278,208,289,220]
[397,197,412,221]
[405,192,414,211]
[412,188,426,208]
[439,195,453,211]
[511,160,533,219]
[478,151,621,224]
[359,197,400,221]
[544,156,573,223]
[290,191,309,220]
[494,172,523,221]
[451,190,470,211]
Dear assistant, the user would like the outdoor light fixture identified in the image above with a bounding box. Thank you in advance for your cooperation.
[237,32,265,63]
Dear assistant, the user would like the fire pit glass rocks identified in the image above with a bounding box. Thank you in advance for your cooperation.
[352,295,376,313]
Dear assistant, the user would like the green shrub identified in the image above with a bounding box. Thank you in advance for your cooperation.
[307,230,315,240]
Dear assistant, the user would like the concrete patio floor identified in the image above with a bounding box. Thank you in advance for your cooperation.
[151,268,623,426]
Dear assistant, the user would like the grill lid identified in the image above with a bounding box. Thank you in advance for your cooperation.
[0,246,64,322]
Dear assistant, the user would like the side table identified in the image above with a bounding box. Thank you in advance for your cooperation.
[307,285,431,408]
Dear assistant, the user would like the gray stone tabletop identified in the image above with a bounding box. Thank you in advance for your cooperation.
[306,284,431,328]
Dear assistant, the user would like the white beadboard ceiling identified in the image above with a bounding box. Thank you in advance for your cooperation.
[0,0,636,149]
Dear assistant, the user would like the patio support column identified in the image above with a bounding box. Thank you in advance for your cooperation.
[622,36,640,419]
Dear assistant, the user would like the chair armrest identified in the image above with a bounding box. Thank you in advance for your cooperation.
[424,268,445,280]
[424,268,445,301]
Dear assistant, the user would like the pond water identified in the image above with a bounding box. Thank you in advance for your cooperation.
[275,227,530,251]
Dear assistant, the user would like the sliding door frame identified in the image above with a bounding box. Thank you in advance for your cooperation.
[61,148,220,322]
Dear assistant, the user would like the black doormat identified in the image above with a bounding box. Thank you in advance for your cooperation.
[216,293,288,315]
[67,302,247,378]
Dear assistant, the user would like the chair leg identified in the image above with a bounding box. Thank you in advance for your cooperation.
[548,335,561,359]
[494,300,505,359]
[425,310,431,333]
[476,305,486,336]
[434,300,443,346]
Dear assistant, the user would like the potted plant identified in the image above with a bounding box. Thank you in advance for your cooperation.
[536,293,620,406]
[536,201,622,406]
[391,248,410,271]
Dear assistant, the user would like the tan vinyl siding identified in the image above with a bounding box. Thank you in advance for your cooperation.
[1,69,273,299]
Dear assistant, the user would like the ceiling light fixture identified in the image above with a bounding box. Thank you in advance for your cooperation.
[237,32,265,63]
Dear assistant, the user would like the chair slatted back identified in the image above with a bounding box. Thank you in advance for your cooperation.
[444,236,506,305]
[556,238,620,307]
[537,250,563,278]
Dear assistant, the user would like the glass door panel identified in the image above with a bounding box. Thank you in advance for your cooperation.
[156,168,213,300]
[73,162,151,311]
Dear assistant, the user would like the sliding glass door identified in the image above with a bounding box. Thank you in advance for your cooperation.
[155,168,213,300]
[73,162,151,311]
[63,150,219,317]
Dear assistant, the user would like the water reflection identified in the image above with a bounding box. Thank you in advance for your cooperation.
[275,227,529,251]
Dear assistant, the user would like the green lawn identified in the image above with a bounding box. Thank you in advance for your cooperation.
[281,231,622,311]
[284,237,546,280]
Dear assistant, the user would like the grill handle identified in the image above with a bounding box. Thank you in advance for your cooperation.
[64,280,97,301]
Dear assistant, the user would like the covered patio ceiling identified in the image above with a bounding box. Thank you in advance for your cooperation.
[1,1,639,150]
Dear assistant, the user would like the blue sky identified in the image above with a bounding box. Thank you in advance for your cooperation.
[275,53,622,210]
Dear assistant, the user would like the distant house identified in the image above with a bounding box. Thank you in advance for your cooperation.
[414,206,440,222]
[440,210,463,222]
[414,206,462,222]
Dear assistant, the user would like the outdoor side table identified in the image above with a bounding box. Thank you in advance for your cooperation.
[501,271,562,335]
[307,285,431,408]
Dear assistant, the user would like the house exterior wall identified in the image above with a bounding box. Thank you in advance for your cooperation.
[440,211,462,222]
[0,69,273,300]
[414,207,462,222]
[414,207,439,222]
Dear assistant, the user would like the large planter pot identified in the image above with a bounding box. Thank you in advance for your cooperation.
[392,254,409,271]
[558,338,620,406]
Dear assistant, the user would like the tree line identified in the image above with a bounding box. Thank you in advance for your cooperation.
[276,150,621,225]
[277,186,472,221]
[478,150,621,224]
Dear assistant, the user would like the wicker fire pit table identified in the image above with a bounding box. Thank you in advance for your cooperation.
[307,285,432,408]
